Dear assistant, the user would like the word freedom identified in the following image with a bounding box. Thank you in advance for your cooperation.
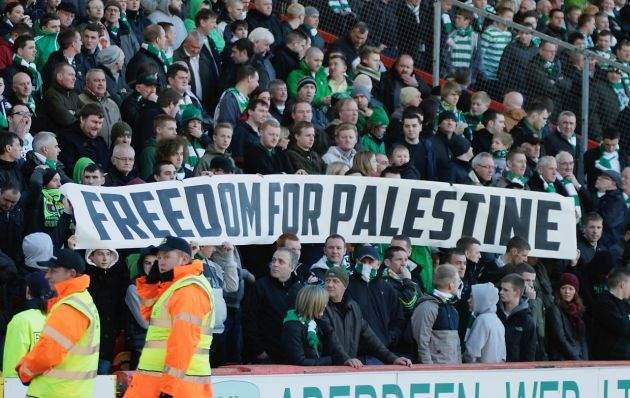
[62,175,577,259]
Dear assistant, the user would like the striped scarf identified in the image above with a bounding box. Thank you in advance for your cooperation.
[141,42,172,71]
[611,81,629,110]
[559,176,582,222]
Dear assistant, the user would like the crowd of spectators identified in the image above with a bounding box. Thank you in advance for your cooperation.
[0,0,628,376]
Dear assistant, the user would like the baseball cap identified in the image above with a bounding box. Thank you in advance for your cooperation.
[355,245,378,261]
[157,235,192,257]
[38,249,86,273]
[136,72,158,86]
[600,169,622,188]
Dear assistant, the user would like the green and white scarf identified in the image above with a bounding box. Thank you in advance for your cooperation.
[543,60,558,79]
[42,188,64,228]
[611,81,629,111]
[542,177,556,193]
[595,144,620,171]
[14,55,42,93]
[492,149,507,159]
[442,13,454,33]
[283,309,320,352]
[560,176,582,222]
[355,263,377,282]
[227,87,249,113]
[505,170,528,186]
[141,42,172,70]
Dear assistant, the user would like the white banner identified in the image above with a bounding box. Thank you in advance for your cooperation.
[61,175,577,259]
[211,366,630,398]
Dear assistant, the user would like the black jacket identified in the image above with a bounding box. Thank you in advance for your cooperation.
[97,65,129,106]
[471,128,492,155]
[58,122,110,172]
[40,81,83,134]
[0,204,25,264]
[544,131,577,159]
[584,146,626,191]
[497,299,537,362]
[173,43,221,112]
[41,50,88,94]
[85,259,130,362]
[242,274,302,362]
[581,188,625,249]
[246,9,285,47]
[328,35,360,68]
[589,290,630,360]
[21,151,71,184]
[381,69,431,114]
[281,316,346,366]
[395,0,430,66]
[322,295,399,363]
[125,47,168,88]
[527,172,569,196]
[546,302,588,360]
[0,158,26,192]
[447,158,473,184]
[271,44,302,81]
[496,40,538,96]
[429,131,453,182]
[524,54,566,103]
[360,0,398,49]
[347,272,405,349]
[243,145,295,175]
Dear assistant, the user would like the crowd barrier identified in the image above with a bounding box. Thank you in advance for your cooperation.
[2,375,116,397]
[111,361,629,398]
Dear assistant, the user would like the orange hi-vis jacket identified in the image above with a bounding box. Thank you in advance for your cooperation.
[16,275,94,385]
[124,261,213,398]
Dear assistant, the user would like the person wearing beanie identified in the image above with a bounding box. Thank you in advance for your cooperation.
[72,156,95,183]
[447,134,475,184]
[22,232,54,271]
[181,106,209,171]
[3,270,52,377]
[95,45,128,105]
[360,107,389,155]
[546,273,588,360]
[103,0,140,70]
[298,7,325,50]
[109,121,133,151]
[352,83,382,136]
[463,283,506,363]
[322,266,413,367]
[26,165,66,237]
[431,110,459,182]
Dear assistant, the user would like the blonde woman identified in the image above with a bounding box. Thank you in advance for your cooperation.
[281,286,349,366]
[352,150,379,177]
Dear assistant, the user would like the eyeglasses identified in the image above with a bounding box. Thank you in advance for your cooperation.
[114,156,134,163]
[11,111,32,117]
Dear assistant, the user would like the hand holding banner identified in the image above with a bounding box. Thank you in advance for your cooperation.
[61,175,577,259]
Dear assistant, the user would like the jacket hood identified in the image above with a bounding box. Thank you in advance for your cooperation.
[471,283,499,315]
[23,232,54,270]
[85,248,120,269]
[156,0,172,15]
[499,296,529,316]
[72,157,96,183]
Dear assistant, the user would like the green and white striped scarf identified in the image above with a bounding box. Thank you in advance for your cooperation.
[141,42,172,71]
[283,309,320,352]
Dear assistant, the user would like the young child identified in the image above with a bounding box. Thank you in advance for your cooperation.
[447,9,479,72]
[497,273,537,362]
[442,0,455,34]
[465,91,491,139]
[411,264,462,364]
[230,19,249,42]
[464,282,506,363]
[437,81,468,135]
[360,107,389,155]
[471,0,496,32]
[479,7,514,89]
[389,144,421,180]
[85,248,128,374]
[491,132,513,179]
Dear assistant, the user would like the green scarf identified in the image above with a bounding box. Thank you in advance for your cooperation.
[492,149,507,159]
[227,87,249,113]
[561,177,582,223]
[0,111,7,129]
[283,309,320,352]
[611,81,629,110]
[355,263,377,282]
[543,60,558,79]
[596,144,619,171]
[141,42,172,70]
[42,188,64,228]
[14,55,42,93]
[543,180,556,193]
[45,158,58,169]
[120,11,130,30]
[522,118,542,137]
[506,170,528,186]
[455,25,473,37]
[442,13,454,33]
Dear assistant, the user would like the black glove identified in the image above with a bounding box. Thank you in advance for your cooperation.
[160,269,174,282]
[159,393,173,398]
[146,261,160,284]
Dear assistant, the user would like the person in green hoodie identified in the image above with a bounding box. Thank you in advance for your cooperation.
[72,157,95,183]
[183,0,225,53]
[34,14,61,70]
[359,107,388,155]
[286,46,331,107]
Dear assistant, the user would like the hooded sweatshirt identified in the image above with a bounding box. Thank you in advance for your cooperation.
[72,157,95,183]
[497,297,537,362]
[464,283,506,363]
[148,0,187,48]
[22,233,54,271]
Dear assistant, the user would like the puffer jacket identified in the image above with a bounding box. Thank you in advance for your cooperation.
[411,293,462,364]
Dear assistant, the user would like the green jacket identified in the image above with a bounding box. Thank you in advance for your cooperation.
[139,137,157,180]
[360,134,386,155]
[35,31,60,70]
[286,59,331,106]
[3,308,45,377]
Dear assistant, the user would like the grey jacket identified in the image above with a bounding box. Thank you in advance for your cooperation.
[411,293,462,364]
[463,283,506,363]
[201,249,238,334]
